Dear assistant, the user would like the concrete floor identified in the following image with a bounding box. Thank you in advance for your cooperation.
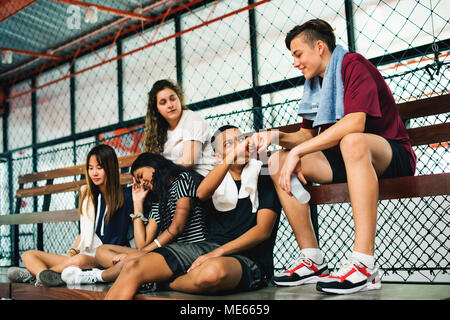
[136,282,450,300]
[2,267,449,300]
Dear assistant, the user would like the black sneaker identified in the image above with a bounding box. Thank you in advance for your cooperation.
[137,282,159,293]
[36,270,65,287]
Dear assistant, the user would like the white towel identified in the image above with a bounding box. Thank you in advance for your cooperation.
[212,159,263,213]
[76,189,103,256]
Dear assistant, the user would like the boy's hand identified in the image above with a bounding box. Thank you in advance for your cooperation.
[187,248,224,273]
[249,131,272,154]
[279,150,307,195]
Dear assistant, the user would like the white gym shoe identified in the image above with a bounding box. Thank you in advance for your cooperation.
[273,253,330,286]
[316,258,381,294]
[61,266,101,285]
[7,267,35,284]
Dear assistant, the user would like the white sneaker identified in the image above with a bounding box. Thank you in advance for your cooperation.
[61,266,101,285]
[273,253,329,286]
[316,258,381,294]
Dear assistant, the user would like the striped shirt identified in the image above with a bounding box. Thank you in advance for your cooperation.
[150,172,207,243]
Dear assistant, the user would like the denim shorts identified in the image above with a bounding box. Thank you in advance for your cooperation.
[154,241,267,292]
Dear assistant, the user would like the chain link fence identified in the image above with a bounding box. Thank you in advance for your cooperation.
[0,0,448,283]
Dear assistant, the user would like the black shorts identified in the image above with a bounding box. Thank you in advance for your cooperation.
[154,241,267,292]
[323,138,414,184]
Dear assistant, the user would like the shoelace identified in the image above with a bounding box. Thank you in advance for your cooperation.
[286,253,313,271]
[80,272,97,284]
[331,258,360,277]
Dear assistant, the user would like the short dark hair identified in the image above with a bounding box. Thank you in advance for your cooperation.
[285,19,336,52]
[211,124,240,151]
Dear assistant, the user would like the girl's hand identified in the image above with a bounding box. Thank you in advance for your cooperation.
[67,248,79,257]
[112,253,128,265]
[132,177,149,204]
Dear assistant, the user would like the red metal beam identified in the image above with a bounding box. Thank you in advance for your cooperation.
[0,47,62,60]
[0,0,36,23]
[8,0,271,101]
[3,0,203,83]
[49,0,153,22]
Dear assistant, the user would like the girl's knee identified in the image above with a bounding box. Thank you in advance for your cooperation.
[66,254,92,268]
[21,249,39,262]
[95,245,114,266]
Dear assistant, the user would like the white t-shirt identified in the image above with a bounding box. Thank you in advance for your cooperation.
[162,109,216,177]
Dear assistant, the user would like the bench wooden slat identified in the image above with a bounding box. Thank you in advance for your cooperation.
[0,209,79,225]
[118,153,140,168]
[397,95,450,120]
[407,122,450,146]
[18,153,140,185]
[16,173,133,198]
[18,166,84,185]
[308,173,450,205]
[15,181,83,198]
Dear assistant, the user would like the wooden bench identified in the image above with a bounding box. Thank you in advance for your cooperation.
[273,94,450,205]
[0,94,448,300]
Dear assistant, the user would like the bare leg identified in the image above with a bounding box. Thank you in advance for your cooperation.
[95,244,139,268]
[22,250,98,275]
[22,250,69,276]
[52,254,99,272]
[100,251,145,282]
[105,252,173,300]
[339,133,392,255]
[169,257,242,294]
[268,150,333,250]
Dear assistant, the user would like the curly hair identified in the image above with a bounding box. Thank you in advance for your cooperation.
[144,79,188,153]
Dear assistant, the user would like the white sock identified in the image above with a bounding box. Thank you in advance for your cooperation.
[352,251,375,269]
[301,248,325,265]
[95,269,105,282]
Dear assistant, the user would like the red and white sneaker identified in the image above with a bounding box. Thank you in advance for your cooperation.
[273,253,330,286]
[316,258,381,294]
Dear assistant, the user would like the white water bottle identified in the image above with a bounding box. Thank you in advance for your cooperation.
[290,174,310,204]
